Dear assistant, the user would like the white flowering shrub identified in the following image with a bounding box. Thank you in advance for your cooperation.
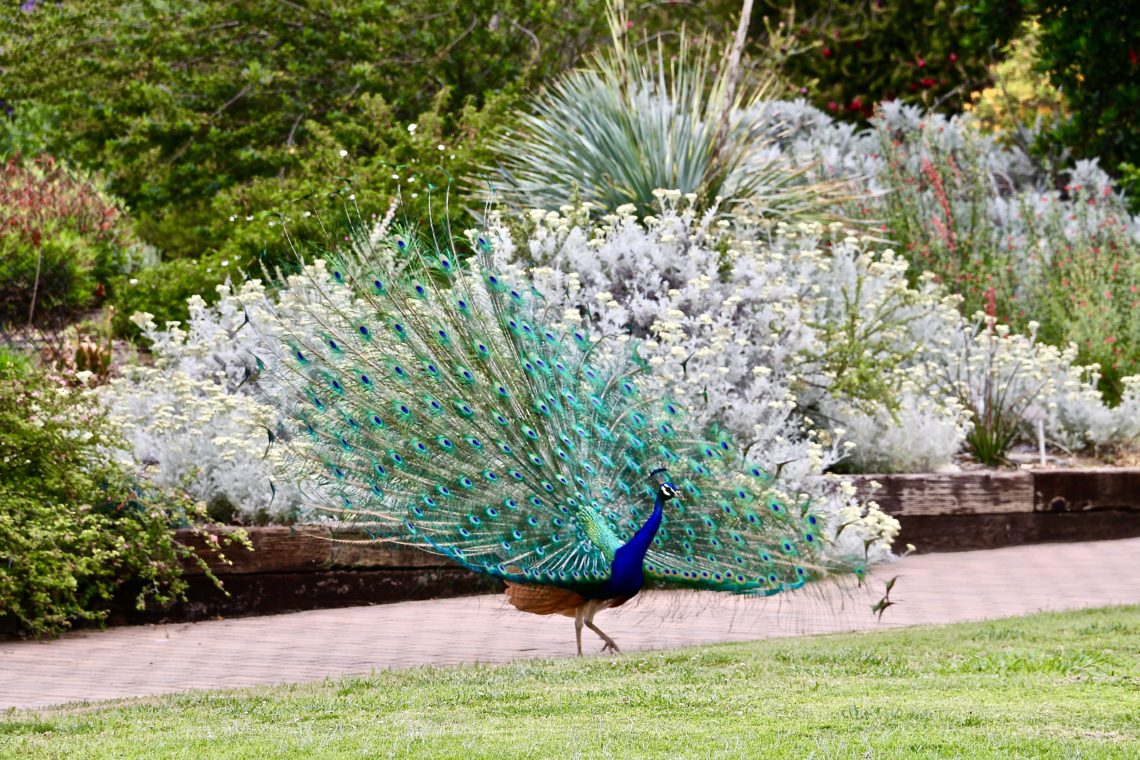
[107,228,407,523]
[101,366,298,523]
[497,202,951,435]
[492,189,1140,473]
[907,312,1140,461]
[1035,361,1140,452]
[1109,377,1140,447]
[923,317,1061,465]
[104,280,306,523]
[129,281,276,392]
[821,392,968,474]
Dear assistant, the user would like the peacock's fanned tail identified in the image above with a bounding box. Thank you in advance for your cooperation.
[265,222,865,596]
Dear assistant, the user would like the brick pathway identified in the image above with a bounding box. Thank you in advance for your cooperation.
[2,538,1138,710]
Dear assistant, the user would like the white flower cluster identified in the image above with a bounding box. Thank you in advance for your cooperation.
[1032,348,1140,452]
[110,279,307,522]
[822,392,968,474]
[100,366,300,522]
[129,279,275,392]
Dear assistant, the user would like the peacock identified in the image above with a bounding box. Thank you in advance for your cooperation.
[265,218,867,655]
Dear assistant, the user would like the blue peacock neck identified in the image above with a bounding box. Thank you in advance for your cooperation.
[598,490,666,599]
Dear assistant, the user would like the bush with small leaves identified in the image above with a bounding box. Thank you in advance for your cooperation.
[0,360,235,637]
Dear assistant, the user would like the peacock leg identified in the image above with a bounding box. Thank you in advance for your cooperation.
[584,604,620,653]
[574,606,585,656]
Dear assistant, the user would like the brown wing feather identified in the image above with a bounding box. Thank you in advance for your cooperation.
[504,582,586,616]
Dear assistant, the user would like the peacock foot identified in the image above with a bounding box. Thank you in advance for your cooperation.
[600,638,621,654]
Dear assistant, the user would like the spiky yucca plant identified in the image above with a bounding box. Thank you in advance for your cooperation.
[483,1,851,220]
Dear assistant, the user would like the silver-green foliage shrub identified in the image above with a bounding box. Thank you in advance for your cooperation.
[485,25,841,222]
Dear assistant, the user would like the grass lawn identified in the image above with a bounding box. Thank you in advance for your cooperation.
[2,606,1137,759]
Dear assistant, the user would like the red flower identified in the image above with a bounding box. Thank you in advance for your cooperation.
[919,77,936,88]
[916,57,926,68]
[1130,48,1138,66]
[983,287,997,317]
[822,47,833,58]
[827,100,838,111]
[948,53,958,62]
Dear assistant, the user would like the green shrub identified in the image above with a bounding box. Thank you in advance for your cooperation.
[108,252,242,339]
[0,361,235,637]
[970,1,1140,187]
[1119,163,1140,214]
[1,0,606,261]
[764,0,1014,120]
[0,346,35,375]
[106,89,514,337]
[0,155,138,328]
[211,89,515,269]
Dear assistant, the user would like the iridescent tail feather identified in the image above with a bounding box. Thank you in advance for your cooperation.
[264,212,867,597]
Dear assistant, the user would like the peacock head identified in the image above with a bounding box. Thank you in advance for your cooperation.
[649,467,677,501]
